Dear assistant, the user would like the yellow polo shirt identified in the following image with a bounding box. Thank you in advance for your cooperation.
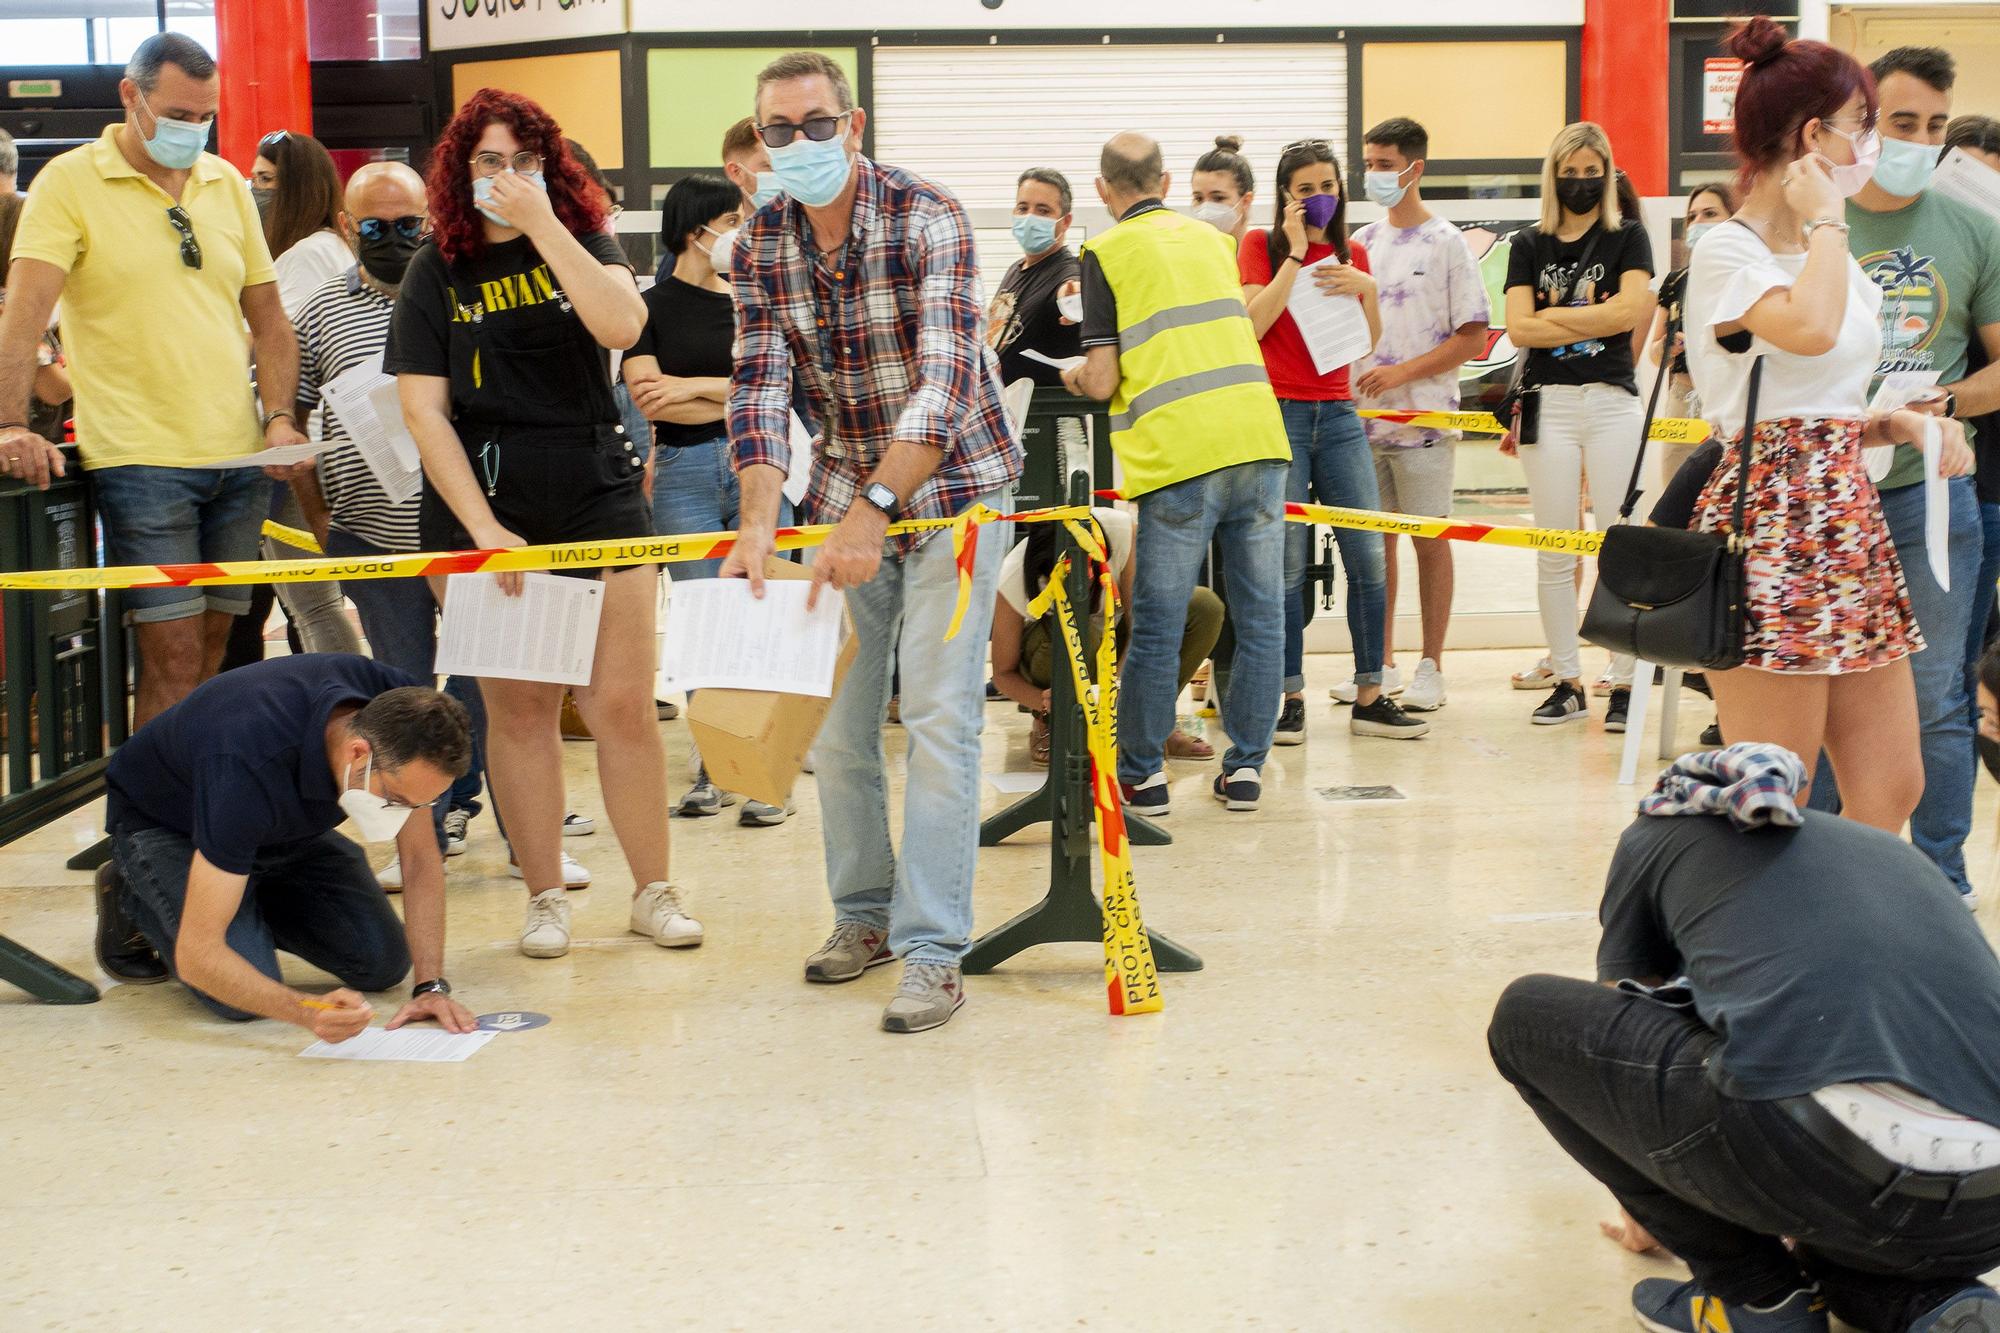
[12,126,273,469]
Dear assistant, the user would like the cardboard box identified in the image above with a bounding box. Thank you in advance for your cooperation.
[684,558,858,807]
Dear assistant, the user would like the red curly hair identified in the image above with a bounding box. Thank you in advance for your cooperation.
[425,87,608,266]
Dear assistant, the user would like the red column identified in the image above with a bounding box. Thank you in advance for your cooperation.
[1581,0,1669,196]
[214,0,313,173]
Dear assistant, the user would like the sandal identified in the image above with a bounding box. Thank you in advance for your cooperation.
[1167,728,1214,760]
[1029,713,1051,766]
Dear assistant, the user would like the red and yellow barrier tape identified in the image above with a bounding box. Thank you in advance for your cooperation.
[1356,408,1712,445]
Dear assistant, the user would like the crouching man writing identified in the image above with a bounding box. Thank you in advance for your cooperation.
[93,654,478,1041]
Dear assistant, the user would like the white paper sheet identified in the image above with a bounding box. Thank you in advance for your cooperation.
[300,1027,496,1062]
[1923,417,1951,592]
[434,572,605,686]
[1863,371,1942,482]
[784,411,814,508]
[319,353,425,505]
[1287,256,1374,374]
[1934,148,2000,222]
[658,578,843,697]
[985,770,1046,794]
[1021,348,1086,373]
[190,439,338,470]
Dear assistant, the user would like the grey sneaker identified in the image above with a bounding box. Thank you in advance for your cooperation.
[881,961,966,1034]
[739,797,793,827]
[676,765,741,817]
[803,922,892,984]
[442,808,471,856]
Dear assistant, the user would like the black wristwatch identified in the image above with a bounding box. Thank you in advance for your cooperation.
[1943,390,1959,420]
[860,481,900,519]
[411,978,452,999]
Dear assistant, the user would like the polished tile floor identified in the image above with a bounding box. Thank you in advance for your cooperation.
[3,650,1995,1331]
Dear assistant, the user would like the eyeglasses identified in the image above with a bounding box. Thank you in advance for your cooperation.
[355,215,426,243]
[166,205,201,270]
[257,129,291,153]
[1282,138,1333,155]
[470,151,543,178]
[755,112,851,150]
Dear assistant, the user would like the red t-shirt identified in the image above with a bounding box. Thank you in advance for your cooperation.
[1239,230,1371,401]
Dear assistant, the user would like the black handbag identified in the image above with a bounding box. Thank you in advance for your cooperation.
[1579,339,1760,672]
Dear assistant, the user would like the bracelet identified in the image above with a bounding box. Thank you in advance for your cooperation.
[411,977,452,999]
[261,409,298,430]
[1803,217,1850,240]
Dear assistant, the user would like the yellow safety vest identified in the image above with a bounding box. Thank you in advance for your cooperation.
[1081,208,1288,497]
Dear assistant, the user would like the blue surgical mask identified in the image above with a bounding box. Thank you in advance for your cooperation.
[1364,167,1413,209]
[747,173,782,210]
[470,170,547,228]
[138,93,210,171]
[1684,222,1717,250]
[766,134,853,209]
[1872,134,1940,198]
[1011,214,1058,255]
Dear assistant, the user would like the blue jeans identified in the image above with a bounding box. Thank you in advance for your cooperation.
[1123,460,1287,780]
[110,821,410,1020]
[1279,399,1386,692]
[816,492,1008,966]
[652,434,794,582]
[91,464,267,621]
[1811,477,1981,892]
[324,529,488,838]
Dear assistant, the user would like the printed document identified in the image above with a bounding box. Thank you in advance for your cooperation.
[1287,257,1374,374]
[191,439,336,470]
[300,1028,496,1062]
[320,352,425,505]
[435,572,604,686]
[659,578,843,697]
[1934,148,2000,222]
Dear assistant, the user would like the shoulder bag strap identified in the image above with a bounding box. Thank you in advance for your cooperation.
[1615,300,1680,521]
[1733,356,1764,539]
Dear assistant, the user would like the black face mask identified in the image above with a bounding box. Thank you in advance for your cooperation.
[357,232,421,287]
[1555,176,1606,216]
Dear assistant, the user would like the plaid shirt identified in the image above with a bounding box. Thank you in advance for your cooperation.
[728,156,1021,550]
[1638,742,1807,831]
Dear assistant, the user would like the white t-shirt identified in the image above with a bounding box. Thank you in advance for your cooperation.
[1684,220,1882,438]
[1353,215,1491,448]
[274,229,354,321]
[997,507,1134,615]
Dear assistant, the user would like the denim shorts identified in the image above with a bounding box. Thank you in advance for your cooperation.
[91,464,268,622]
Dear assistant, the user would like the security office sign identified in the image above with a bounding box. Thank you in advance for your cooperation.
[428,0,627,51]
[1702,57,1742,138]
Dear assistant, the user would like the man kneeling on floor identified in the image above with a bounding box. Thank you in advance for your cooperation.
[1490,742,2000,1333]
[93,654,479,1041]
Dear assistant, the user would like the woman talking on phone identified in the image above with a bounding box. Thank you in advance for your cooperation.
[1500,122,1656,731]
[387,88,697,961]
[1240,138,1425,743]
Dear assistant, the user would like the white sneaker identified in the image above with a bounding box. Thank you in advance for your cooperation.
[630,881,704,948]
[520,889,572,958]
[562,812,595,837]
[508,851,591,889]
[443,809,470,856]
[376,856,405,892]
[1512,656,1557,690]
[1402,659,1447,712]
[1330,666,1404,704]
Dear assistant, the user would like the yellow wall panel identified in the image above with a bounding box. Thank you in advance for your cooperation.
[1832,6,2000,122]
[451,50,625,170]
[1361,41,1568,161]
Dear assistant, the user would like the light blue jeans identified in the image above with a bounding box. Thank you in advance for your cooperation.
[1279,398,1386,692]
[1122,460,1287,782]
[652,432,793,582]
[817,492,1009,966]
[1810,475,1981,893]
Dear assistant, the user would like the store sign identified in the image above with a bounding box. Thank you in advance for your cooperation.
[1702,57,1742,137]
[428,0,627,52]
[7,80,63,99]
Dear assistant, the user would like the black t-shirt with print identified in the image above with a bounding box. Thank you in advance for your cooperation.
[988,248,1082,387]
[1505,219,1653,395]
[384,230,632,431]
[630,275,736,449]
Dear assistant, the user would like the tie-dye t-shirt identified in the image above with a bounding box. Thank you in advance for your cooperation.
[1354,215,1493,447]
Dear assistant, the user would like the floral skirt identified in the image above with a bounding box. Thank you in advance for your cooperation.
[1691,416,1921,675]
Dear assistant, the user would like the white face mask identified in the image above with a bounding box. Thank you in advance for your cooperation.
[703,224,737,273]
[339,753,416,843]
[1191,200,1241,232]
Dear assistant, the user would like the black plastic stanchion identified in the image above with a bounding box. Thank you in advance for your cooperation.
[0,934,99,1004]
[964,470,1200,976]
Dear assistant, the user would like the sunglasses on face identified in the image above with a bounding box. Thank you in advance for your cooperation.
[355,215,426,243]
[166,205,201,270]
[471,151,543,178]
[755,111,850,150]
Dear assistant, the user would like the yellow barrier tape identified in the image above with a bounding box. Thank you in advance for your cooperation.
[1356,408,1712,444]
[260,519,323,554]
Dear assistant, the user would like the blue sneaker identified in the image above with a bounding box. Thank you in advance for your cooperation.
[1120,772,1170,817]
[1910,1285,2000,1333]
[1633,1279,1827,1333]
[1211,766,1261,812]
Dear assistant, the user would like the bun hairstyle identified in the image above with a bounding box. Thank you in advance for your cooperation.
[1193,134,1254,197]
[1724,15,1877,174]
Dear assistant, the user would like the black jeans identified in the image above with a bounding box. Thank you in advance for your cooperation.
[111,821,410,1021]
[1489,974,2000,1332]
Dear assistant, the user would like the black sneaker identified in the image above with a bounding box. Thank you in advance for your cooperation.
[1273,697,1307,745]
[1604,687,1631,733]
[1531,681,1588,726]
[1351,694,1431,739]
[1700,721,1724,748]
[94,863,167,984]
[1212,767,1261,811]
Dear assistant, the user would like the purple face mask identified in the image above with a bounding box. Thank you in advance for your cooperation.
[1301,192,1339,231]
